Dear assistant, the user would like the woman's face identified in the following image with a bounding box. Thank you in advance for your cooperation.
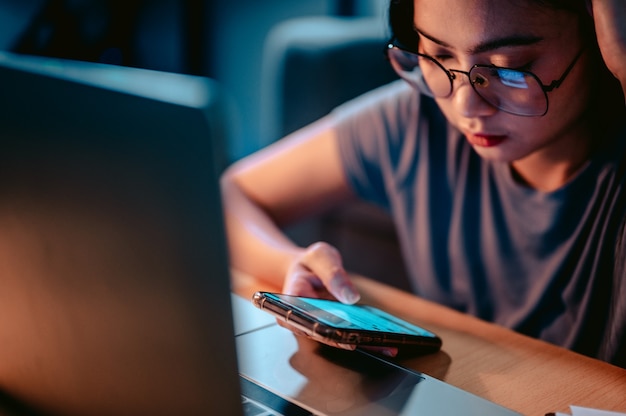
[413,0,592,163]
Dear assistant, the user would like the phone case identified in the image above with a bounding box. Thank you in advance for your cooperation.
[252,291,442,353]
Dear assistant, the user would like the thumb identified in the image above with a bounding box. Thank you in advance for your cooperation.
[301,242,360,304]
[328,269,361,304]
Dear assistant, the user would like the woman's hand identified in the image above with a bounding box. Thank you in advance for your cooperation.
[280,244,399,356]
[588,0,626,89]
[282,242,361,304]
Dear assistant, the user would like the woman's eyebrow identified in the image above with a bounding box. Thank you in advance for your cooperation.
[414,26,544,53]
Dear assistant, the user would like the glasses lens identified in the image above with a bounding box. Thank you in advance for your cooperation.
[388,47,452,98]
[388,45,551,117]
[469,67,548,116]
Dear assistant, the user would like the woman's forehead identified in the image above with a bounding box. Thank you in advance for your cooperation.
[413,0,576,51]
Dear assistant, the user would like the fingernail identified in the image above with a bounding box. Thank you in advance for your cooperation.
[340,286,360,304]
[330,276,360,304]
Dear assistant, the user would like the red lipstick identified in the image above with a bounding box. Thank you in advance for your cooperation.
[466,134,507,147]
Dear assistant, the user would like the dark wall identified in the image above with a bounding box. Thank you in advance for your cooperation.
[5,0,189,73]
[0,0,388,160]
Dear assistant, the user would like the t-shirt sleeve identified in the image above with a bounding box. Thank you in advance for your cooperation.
[330,80,418,210]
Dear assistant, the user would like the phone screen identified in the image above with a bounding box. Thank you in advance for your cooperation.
[264,293,437,338]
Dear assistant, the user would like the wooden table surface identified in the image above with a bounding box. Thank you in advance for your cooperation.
[232,270,626,416]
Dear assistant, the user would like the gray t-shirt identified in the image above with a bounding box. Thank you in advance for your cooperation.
[332,80,626,366]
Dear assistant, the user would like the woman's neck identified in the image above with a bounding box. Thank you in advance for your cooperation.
[511,122,594,192]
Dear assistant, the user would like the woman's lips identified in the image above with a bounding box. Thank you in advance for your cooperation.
[465,133,507,147]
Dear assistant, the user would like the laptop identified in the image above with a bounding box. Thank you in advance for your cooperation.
[0,51,239,415]
[0,51,521,416]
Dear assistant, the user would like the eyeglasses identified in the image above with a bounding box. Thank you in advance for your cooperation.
[386,41,584,117]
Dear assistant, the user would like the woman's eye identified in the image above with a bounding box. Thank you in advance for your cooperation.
[434,54,453,62]
[420,46,454,62]
[513,62,534,72]
[490,58,535,72]
[422,52,453,63]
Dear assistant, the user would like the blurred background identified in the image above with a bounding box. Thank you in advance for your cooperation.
[0,0,393,163]
[0,0,409,288]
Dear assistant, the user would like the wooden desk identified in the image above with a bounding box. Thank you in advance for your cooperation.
[232,270,626,416]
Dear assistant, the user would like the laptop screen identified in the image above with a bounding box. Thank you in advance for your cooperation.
[0,52,242,415]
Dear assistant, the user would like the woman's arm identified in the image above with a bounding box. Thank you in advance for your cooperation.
[590,0,626,99]
[220,117,361,303]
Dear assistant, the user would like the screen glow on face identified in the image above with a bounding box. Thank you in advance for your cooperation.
[273,294,436,337]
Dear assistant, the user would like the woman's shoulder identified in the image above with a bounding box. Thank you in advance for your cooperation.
[330,80,448,145]
[331,79,416,120]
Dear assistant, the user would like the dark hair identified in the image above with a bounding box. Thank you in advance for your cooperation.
[388,0,417,50]
[388,0,594,51]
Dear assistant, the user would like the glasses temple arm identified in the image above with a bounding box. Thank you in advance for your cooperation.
[543,48,585,92]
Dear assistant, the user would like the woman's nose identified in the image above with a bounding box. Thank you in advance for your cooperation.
[451,77,497,118]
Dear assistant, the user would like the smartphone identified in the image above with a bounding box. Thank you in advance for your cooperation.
[252,291,442,353]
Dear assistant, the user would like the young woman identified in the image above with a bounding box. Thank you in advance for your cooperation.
[221,0,626,367]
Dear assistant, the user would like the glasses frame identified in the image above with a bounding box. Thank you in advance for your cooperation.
[386,40,585,117]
